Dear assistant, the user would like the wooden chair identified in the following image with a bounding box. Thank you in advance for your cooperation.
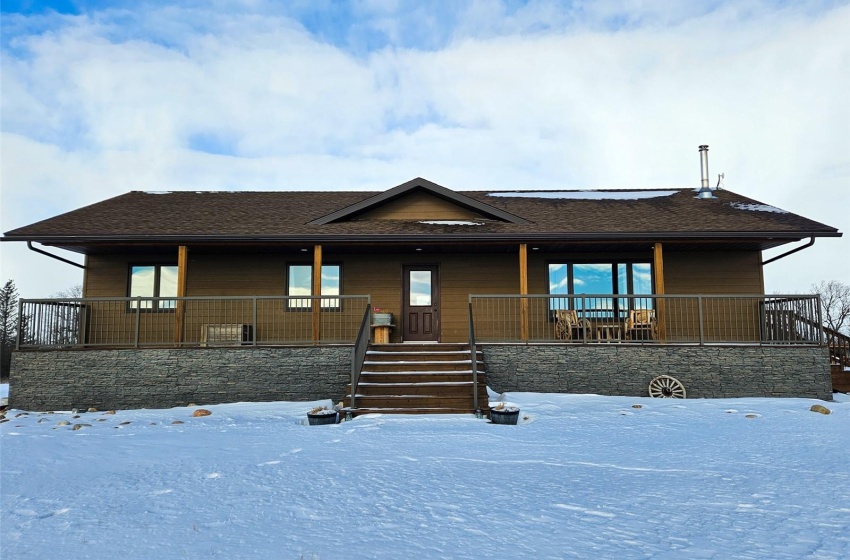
[554,310,589,341]
[625,309,657,340]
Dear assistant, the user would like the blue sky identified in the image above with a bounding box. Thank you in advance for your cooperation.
[1,0,848,297]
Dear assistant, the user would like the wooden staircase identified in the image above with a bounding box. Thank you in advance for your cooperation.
[826,326,850,393]
[347,343,489,415]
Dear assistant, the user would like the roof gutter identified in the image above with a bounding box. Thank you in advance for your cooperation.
[6,230,842,245]
[27,241,85,269]
[761,236,815,265]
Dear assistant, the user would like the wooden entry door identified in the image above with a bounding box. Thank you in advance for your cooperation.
[403,265,440,341]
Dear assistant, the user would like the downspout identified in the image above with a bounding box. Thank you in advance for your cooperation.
[27,241,85,269]
[761,237,815,265]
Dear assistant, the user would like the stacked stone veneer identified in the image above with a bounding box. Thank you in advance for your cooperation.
[9,344,832,411]
[9,346,352,411]
[482,344,832,401]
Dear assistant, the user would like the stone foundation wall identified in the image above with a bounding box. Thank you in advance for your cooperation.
[9,344,832,411]
[482,345,832,400]
[9,346,352,411]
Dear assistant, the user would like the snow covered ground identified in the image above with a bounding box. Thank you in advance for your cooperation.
[2,389,849,559]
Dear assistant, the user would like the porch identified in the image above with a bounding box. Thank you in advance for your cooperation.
[15,293,824,350]
[7,292,833,412]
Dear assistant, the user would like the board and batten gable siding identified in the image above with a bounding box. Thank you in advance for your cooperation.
[354,191,485,221]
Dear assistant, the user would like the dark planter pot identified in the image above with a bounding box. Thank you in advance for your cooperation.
[490,407,520,425]
[307,412,338,426]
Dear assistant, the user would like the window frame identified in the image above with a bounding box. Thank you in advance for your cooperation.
[285,263,343,311]
[546,260,654,320]
[126,263,179,312]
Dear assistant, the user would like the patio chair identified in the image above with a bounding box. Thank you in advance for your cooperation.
[625,309,657,341]
[554,310,589,341]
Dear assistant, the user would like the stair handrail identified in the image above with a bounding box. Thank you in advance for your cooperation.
[469,302,479,413]
[350,301,372,410]
[823,324,850,367]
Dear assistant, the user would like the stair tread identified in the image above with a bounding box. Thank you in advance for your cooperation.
[348,343,488,415]
[367,350,479,355]
[353,408,480,415]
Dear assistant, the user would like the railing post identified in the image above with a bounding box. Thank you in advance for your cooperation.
[570,296,587,344]
[815,294,824,345]
[469,302,479,413]
[697,295,704,345]
[252,296,258,346]
[16,299,24,350]
[134,297,141,348]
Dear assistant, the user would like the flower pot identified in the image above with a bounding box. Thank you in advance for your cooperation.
[372,312,393,326]
[307,411,338,426]
[489,407,520,425]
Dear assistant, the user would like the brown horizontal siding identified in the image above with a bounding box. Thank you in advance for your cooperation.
[81,247,767,345]
[85,253,177,297]
[664,250,763,294]
[188,253,286,296]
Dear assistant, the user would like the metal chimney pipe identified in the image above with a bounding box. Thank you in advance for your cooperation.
[699,145,710,190]
[695,144,716,199]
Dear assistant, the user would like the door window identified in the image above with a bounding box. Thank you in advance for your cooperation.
[409,270,432,306]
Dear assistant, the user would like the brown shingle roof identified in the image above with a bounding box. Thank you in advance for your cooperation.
[2,181,840,246]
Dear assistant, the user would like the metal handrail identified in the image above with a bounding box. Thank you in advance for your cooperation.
[17,295,371,349]
[468,302,479,413]
[469,293,823,345]
[350,301,372,410]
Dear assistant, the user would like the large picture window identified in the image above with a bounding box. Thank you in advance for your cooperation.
[287,264,341,309]
[129,264,178,310]
[548,261,652,318]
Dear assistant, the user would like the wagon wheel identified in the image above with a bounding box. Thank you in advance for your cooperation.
[648,375,686,399]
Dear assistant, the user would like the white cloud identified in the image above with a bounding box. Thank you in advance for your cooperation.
[1,1,848,297]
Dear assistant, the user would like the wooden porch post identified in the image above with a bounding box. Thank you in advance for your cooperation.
[312,245,322,343]
[519,243,529,341]
[175,245,189,345]
[653,243,666,341]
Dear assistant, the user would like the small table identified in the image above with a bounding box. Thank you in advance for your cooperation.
[371,324,395,344]
[596,324,622,342]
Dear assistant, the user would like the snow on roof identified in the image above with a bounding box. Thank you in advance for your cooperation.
[486,190,680,200]
[729,202,789,214]
[418,220,484,226]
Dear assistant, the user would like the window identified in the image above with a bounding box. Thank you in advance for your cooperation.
[129,265,178,310]
[548,261,652,319]
[287,264,341,309]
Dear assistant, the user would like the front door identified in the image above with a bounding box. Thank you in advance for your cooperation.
[403,265,440,341]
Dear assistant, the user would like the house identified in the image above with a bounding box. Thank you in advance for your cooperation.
[3,151,843,412]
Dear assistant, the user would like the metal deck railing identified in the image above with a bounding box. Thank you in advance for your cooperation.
[17,295,371,349]
[469,294,823,345]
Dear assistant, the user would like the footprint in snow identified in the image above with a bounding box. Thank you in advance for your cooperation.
[152,489,173,496]
[206,472,221,479]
